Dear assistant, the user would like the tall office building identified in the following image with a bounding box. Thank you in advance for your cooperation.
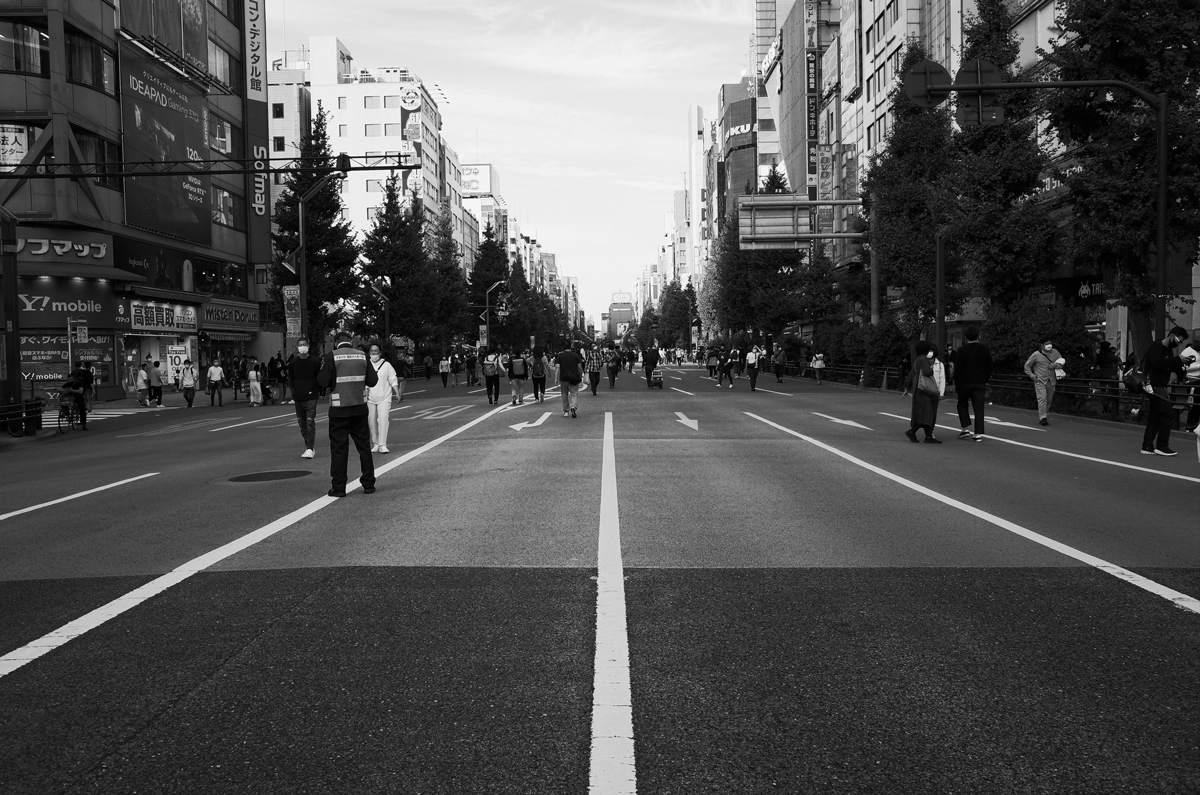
[0,0,273,401]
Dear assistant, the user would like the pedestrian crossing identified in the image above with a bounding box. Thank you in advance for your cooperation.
[43,406,180,423]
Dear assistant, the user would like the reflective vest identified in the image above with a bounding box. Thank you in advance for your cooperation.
[330,347,369,409]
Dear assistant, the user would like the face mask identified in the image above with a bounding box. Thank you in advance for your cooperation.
[370,353,381,362]
[1043,345,1053,351]
[926,351,934,358]
[297,347,309,356]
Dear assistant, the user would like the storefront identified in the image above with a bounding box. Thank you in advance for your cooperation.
[200,297,260,375]
[120,293,203,392]
[13,226,143,400]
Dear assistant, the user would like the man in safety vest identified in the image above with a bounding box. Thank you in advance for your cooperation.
[317,331,378,497]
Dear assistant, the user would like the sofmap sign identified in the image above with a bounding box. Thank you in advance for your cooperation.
[17,277,122,328]
[243,0,272,265]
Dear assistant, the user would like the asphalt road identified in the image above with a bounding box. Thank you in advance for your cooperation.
[1,367,1197,794]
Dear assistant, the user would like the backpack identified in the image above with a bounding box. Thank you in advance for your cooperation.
[531,358,545,378]
[483,356,498,376]
[510,356,527,377]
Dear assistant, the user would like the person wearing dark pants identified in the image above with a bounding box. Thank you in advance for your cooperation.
[67,361,92,430]
[287,340,324,458]
[1140,327,1193,457]
[746,346,762,391]
[318,332,378,496]
[953,327,992,442]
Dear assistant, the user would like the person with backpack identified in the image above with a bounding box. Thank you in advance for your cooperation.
[423,353,433,381]
[482,346,503,405]
[555,343,584,418]
[772,346,786,383]
[179,358,198,408]
[530,348,549,403]
[716,346,734,388]
[584,343,604,395]
[506,347,530,405]
[466,350,479,387]
[746,345,762,391]
[604,344,621,388]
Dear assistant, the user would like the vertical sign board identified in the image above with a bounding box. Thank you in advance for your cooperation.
[400,85,424,207]
[817,145,835,232]
[165,345,187,383]
[282,285,301,337]
[243,0,272,266]
[805,1,819,200]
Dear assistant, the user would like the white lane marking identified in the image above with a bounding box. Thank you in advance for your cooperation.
[669,376,682,380]
[468,388,487,394]
[406,389,427,396]
[877,412,1200,484]
[388,404,414,414]
[117,417,240,437]
[0,404,512,679]
[945,412,1046,432]
[209,413,294,432]
[674,412,698,431]
[590,412,636,794]
[812,412,872,430]
[670,387,695,396]
[510,411,552,431]
[750,412,1200,614]
[0,473,158,523]
[754,388,792,396]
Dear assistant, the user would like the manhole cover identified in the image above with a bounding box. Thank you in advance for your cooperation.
[229,470,312,483]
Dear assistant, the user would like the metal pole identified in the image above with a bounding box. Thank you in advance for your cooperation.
[485,289,490,349]
[298,197,308,342]
[870,203,880,326]
[67,319,73,375]
[935,231,946,355]
[1155,91,1168,340]
[0,207,19,404]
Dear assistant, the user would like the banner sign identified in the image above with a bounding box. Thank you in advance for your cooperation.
[817,145,835,232]
[13,226,114,267]
[20,333,116,382]
[130,299,198,333]
[17,277,123,328]
[282,285,301,337]
[243,0,272,266]
[120,43,211,245]
[119,0,208,73]
[165,344,188,382]
[0,124,29,170]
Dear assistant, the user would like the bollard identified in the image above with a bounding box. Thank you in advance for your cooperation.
[878,368,889,393]
[858,366,867,389]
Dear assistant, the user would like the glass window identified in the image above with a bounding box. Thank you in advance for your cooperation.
[194,259,248,299]
[865,26,873,51]
[367,207,379,220]
[207,40,240,90]
[384,123,402,136]
[255,267,268,284]
[272,136,285,152]
[73,128,122,190]
[208,0,238,23]
[338,97,347,109]
[211,185,246,231]
[208,114,241,158]
[364,124,381,136]
[0,20,50,76]
[366,180,383,192]
[384,95,400,108]
[272,103,284,118]
[338,124,347,137]
[364,96,380,108]
[66,31,116,94]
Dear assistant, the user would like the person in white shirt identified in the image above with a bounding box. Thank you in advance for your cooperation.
[366,342,400,454]
[179,358,198,408]
[206,360,225,406]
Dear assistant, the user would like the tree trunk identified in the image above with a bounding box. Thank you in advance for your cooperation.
[1126,306,1152,365]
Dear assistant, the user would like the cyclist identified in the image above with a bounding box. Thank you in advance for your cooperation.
[65,360,92,430]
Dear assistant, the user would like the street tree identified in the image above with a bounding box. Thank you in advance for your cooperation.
[359,175,438,348]
[657,280,692,348]
[1040,0,1200,354]
[864,40,963,337]
[267,104,359,345]
[761,162,790,194]
[635,305,660,350]
[429,200,470,347]
[499,252,533,351]
[467,223,509,348]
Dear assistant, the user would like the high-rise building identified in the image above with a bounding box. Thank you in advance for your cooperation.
[607,293,635,342]
[686,105,710,285]
[266,54,310,226]
[0,0,273,401]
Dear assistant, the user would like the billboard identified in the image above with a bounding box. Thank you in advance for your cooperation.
[113,237,194,291]
[120,0,208,73]
[243,0,272,265]
[120,43,211,245]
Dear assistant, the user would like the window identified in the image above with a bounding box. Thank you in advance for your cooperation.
[207,40,240,90]
[337,96,347,109]
[272,103,284,119]
[194,260,248,299]
[866,75,873,99]
[364,124,381,136]
[211,185,246,231]
[73,129,121,189]
[364,96,380,109]
[255,267,268,285]
[0,20,50,76]
[384,123,402,136]
[208,115,241,158]
[338,124,347,137]
[272,136,285,152]
[366,180,383,192]
[384,95,400,108]
[865,25,874,51]
[367,206,380,220]
[867,124,874,149]
[208,0,239,23]
[888,0,899,25]
[66,30,116,94]
[273,171,284,184]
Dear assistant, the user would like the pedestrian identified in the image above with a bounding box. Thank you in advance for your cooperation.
[136,362,151,407]
[423,353,434,381]
[1095,340,1122,417]
[954,326,992,442]
[507,347,529,405]
[438,353,451,387]
[584,343,603,395]
[396,352,410,402]
[810,353,826,384]
[746,345,762,391]
[716,346,733,388]
[706,348,719,378]
[555,343,584,418]
[287,339,322,459]
[1139,326,1193,457]
[905,340,945,444]
[64,360,91,430]
[605,344,621,388]
[205,360,224,406]
[366,341,400,454]
[626,348,637,373]
[179,358,198,408]
[280,352,293,403]
[1180,333,1200,433]
[772,345,786,383]
[482,345,503,405]
[466,349,479,386]
[1023,339,1066,426]
[530,347,549,403]
[248,362,263,406]
[317,331,377,497]
[898,351,912,396]
[451,353,463,387]
[642,344,661,388]
[148,360,164,406]
[943,344,957,393]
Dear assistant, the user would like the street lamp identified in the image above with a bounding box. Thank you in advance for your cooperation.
[297,153,351,341]
[485,280,506,349]
[368,278,390,341]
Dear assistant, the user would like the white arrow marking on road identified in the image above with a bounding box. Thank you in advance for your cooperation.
[510,411,552,431]
[942,412,1046,432]
[674,412,698,430]
[812,412,872,430]
[670,387,695,396]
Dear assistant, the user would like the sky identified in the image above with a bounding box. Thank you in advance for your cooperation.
[265,0,755,323]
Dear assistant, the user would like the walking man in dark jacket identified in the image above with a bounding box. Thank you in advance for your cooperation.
[1140,326,1193,457]
[287,339,323,459]
[318,332,378,496]
[954,327,993,441]
[642,346,660,388]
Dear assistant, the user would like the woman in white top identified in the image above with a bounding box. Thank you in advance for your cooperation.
[248,363,263,406]
[366,342,400,454]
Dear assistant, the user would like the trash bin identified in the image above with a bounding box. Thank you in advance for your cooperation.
[23,399,42,434]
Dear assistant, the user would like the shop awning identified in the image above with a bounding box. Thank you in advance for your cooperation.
[205,332,252,341]
[118,285,210,304]
[15,263,147,282]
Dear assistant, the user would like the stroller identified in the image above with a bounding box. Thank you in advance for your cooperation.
[261,379,276,405]
[650,369,664,389]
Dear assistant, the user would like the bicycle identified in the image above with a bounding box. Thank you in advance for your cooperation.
[56,391,81,434]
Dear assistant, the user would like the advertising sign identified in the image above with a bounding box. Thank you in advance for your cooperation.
[243,0,272,265]
[842,144,859,200]
[0,124,29,171]
[817,145,835,232]
[203,299,259,330]
[841,0,859,99]
[21,333,115,383]
[13,226,114,267]
[165,345,187,382]
[120,43,211,246]
[17,277,123,329]
[120,0,207,72]
[113,237,192,290]
[130,299,198,333]
[282,285,301,337]
[460,165,492,196]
